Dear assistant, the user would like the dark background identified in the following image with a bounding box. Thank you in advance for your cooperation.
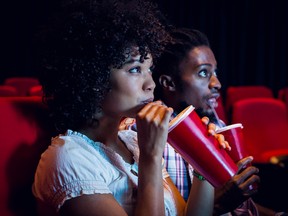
[1,0,288,98]
[1,1,287,212]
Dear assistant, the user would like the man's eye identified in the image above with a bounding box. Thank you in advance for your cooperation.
[198,70,208,77]
[213,69,218,77]
[129,67,140,73]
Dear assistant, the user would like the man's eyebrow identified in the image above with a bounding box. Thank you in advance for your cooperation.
[199,63,212,67]
[194,63,212,68]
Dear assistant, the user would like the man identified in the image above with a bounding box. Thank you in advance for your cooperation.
[151,27,272,216]
[120,27,279,215]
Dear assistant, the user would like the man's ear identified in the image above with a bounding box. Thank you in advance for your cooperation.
[159,75,176,91]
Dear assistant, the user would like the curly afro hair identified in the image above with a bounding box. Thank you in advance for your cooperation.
[37,0,171,132]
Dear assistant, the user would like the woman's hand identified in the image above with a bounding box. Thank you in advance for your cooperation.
[136,101,173,158]
[201,116,231,150]
[135,101,173,216]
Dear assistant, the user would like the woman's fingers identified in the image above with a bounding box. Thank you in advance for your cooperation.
[137,101,162,118]
[137,101,173,126]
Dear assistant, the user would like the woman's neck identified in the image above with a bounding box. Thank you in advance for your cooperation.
[79,115,134,164]
[80,115,120,144]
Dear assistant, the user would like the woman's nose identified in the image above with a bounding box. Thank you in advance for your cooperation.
[144,73,156,91]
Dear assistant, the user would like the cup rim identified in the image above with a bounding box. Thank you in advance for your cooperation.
[168,105,195,132]
[216,123,243,133]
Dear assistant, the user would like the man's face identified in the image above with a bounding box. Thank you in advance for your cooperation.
[178,46,221,117]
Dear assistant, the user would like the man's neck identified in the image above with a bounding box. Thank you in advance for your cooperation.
[195,107,226,127]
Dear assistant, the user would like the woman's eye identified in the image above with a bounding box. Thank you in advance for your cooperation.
[129,67,141,73]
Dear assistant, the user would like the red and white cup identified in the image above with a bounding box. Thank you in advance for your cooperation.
[168,105,238,188]
[216,123,258,190]
[216,123,247,163]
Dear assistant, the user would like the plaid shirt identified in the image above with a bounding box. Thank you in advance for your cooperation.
[119,116,193,201]
[163,142,192,201]
[119,116,259,216]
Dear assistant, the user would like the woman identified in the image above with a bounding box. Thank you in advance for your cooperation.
[32,0,219,215]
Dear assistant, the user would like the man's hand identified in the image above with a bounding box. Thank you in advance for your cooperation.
[213,156,260,215]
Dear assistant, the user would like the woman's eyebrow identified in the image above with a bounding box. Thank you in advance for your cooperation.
[199,63,212,67]
[124,58,141,64]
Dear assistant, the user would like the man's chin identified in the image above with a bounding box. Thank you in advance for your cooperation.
[195,108,216,121]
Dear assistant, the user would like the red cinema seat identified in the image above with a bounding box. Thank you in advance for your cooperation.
[226,85,273,121]
[278,87,288,120]
[278,87,286,100]
[0,96,55,216]
[0,85,18,97]
[231,97,288,163]
[28,85,43,97]
[4,77,40,96]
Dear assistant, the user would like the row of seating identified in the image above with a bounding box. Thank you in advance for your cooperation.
[231,97,288,163]
[1,77,287,116]
[216,85,288,123]
[214,86,288,164]
[0,77,43,97]
[0,96,56,216]
[0,85,288,214]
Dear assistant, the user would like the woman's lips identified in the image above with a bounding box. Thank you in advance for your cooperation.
[141,98,154,104]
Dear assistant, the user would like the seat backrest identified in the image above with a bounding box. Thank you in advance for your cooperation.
[0,85,18,97]
[278,87,288,120]
[225,85,274,117]
[231,97,288,163]
[278,87,286,101]
[28,85,43,97]
[4,77,40,96]
[0,96,56,216]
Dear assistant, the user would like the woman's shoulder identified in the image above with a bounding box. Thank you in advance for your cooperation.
[42,130,114,167]
[33,131,118,209]
[42,132,93,162]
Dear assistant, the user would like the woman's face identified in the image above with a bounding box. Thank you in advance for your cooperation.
[102,51,155,118]
[178,46,221,115]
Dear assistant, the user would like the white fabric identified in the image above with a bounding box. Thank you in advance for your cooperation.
[32,129,176,215]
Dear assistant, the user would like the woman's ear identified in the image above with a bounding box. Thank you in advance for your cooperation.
[159,75,176,91]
